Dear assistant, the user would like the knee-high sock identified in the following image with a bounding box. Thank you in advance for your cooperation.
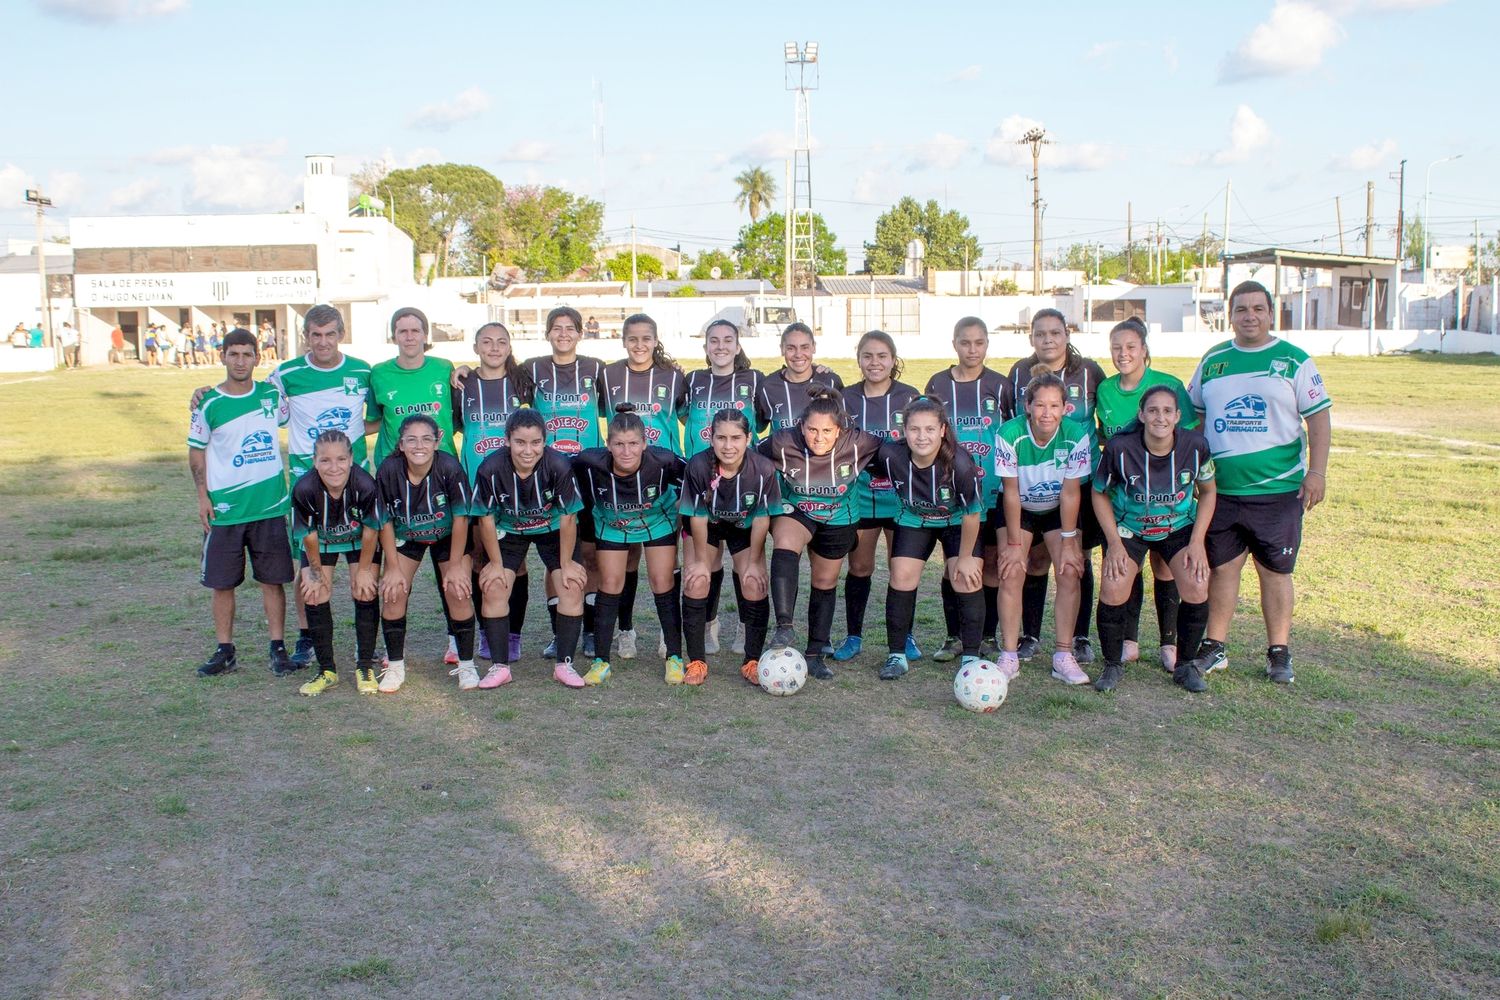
[432,556,455,635]
[1154,578,1181,647]
[940,578,961,639]
[481,614,509,663]
[305,600,335,670]
[555,612,584,663]
[682,594,709,661]
[1176,599,1209,662]
[982,583,999,640]
[508,572,529,638]
[770,549,799,627]
[655,579,683,658]
[1124,570,1144,643]
[591,592,619,661]
[381,615,407,662]
[707,567,725,623]
[547,596,559,633]
[1097,599,1129,664]
[1022,572,1048,639]
[958,589,985,657]
[730,571,745,621]
[742,597,771,660]
[807,586,836,652]
[353,599,379,668]
[583,592,595,634]
[844,573,873,638]
[451,614,475,661]
[1071,559,1095,642]
[885,586,917,653]
[618,569,638,631]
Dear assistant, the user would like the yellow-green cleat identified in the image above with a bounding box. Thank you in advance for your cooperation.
[583,658,612,686]
[663,654,686,685]
[299,670,338,697]
[355,667,378,695]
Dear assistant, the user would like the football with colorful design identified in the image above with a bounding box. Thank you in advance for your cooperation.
[758,646,807,696]
[953,660,1008,712]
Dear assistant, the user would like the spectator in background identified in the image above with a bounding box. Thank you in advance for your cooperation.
[585,315,600,339]
[29,323,44,348]
[144,326,160,366]
[59,322,80,368]
[209,323,222,363]
[109,325,125,364]
[194,326,209,366]
[11,322,27,346]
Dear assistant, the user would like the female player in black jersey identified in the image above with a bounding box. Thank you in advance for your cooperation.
[1006,309,1110,665]
[1092,384,1216,693]
[471,409,590,689]
[679,408,779,686]
[754,322,844,434]
[374,414,477,694]
[834,330,922,663]
[760,387,882,679]
[573,407,687,686]
[291,430,382,696]
[871,396,986,680]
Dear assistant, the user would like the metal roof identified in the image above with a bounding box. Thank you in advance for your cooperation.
[0,254,73,275]
[638,279,787,296]
[1222,248,1397,268]
[818,275,924,295]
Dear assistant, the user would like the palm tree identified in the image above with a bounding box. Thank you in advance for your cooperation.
[734,166,778,224]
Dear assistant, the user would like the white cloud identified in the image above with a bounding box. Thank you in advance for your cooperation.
[1085,42,1119,61]
[1330,137,1397,171]
[37,0,186,23]
[852,168,895,204]
[1198,104,1274,166]
[983,115,1121,172]
[947,64,982,83]
[498,139,554,163]
[1219,1,1344,81]
[154,142,295,212]
[907,133,971,172]
[406,87,490,131]
[106,177,164,211]
[734,131,795,162]
[0,164,32,207]
[46,171,86,205]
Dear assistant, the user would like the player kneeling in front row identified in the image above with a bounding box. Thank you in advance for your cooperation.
[680,409,779,686]
[292,430,382,695]
[873,396,987,681]
[1091,386,1217,693]
[375,414,479,692]
[471,409,590,688]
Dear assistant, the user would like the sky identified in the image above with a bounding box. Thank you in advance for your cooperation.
[5,0,1495,271]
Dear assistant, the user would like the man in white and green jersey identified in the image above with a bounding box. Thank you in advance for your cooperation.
[270,305,372,480]
[367,307,458,467]
[1189,279,1332,685]
[188,328,295,679]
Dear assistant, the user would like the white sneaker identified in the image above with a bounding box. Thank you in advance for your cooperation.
[616,628,638,660]
[443,634,459,666]
[732,618,746,655]
[704,618,720,655]
[377,658,406,693]
[657,631,667,658]
[1051,650,1090,686]
[450,661,479,690]
[1122,639,1140,663]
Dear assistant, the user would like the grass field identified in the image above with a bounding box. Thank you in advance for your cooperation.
[1,354,1497,999]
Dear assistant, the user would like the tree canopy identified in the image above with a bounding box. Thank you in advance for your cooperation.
[477,185,603,281]
[603,253,663,283]
[381,163,503,279]
[863,197,980,274]
[688,249,737,281]
[734,167,778,224]
[734,212,847,282]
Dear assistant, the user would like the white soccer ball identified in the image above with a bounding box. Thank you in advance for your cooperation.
[953,660,1008,713]
[758,646,807,696]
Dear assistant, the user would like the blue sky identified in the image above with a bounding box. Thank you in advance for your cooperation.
[6,0,1493,269]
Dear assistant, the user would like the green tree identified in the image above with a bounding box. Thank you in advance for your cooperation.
[381,163,503,277]
[734,212,847,282]
[668,285,701,297]
[604,253,663,283]
[734,166,778,224]
[863,197,980,273]
[688,249,737,281]
[1402,216,1427,270]
[476,185,603,281]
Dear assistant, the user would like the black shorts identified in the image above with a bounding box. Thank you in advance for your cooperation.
[856,516,895,531]
[1078,489,1105,549]
[891,523,982,562]
[706,520,756,555]
[1121,524,1194,566]
[1018,507,1062,545]
[298,548,378,569]
[498,531,563,572]
[396,535,461,564]
[576,513,597,545]
[595,531,677,553]
[984,504,1006,546]
[778,510,858,561]
[1206,491,1303,574]
[200,517,294,589]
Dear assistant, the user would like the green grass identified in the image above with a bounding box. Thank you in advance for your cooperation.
[0,359,1497,998]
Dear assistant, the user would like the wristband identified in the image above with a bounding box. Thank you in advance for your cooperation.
[1060,529,1079,538]
[1306,470,1326,479]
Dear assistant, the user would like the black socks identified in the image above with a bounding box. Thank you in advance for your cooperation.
[482,614,510,664]
[885,586,918,653]
[741,598,770,661]
[381,615,407,661]
[1155,578,1180,647]
[1177,599,1209,663]
[982,583,999,641]
[683,594,709,662]
[451,615,475,661]
[770,549,799,627]
[555,612,584,663]
[509,572,529,637]
[940,578,960,639]
[1097,599,1129,664]
[619,569,639,631]
[958,589,985,657]
[1124,571,1144,643]
[305,601,335,671]
[1072,558,1095,643]
[654,578,683,659]
[1021,572,1047,638]
[807,586,836,653]
[844,573,873,639]
[591,592,618,662]
[354,599,378,668]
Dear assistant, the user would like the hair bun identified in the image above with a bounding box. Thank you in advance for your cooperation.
[1030,362,1051,379]
[613,402,635,415]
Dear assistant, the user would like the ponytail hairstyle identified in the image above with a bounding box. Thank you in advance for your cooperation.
[313,428,353,457]
[799,384,847,428]
[474,321,534,398]
[608,401,647,441]
[623,312,681,373]
[1023,361,1067,411]
[1110,316,1150,365]
[901,394,957,472]
[704,318,752,372]
[504,407,547,440]
[856,329,905,384]
[710,406,753,438]
[1027,308,1084,375]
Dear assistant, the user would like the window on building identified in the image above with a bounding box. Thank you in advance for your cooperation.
[1338,277,1389,329]
[1091,299,1147,324]
[847,297,918,337]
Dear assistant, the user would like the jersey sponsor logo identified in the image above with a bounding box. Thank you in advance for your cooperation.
[308,405,354,439]
[553,439,581,454]
[1214,394,1268,434]
[1064,403,1077,416]
[1024,481,1061,505]
[1307,388,1321,402]
[954,415,992,430]
[1205,362,1229,378]
[870,476,894,491]
[467,408,511,425]
[1129,490,1189,504]
[961,441,992,458]
[644,427,663,443]
[234,430,278,468]
[547,416,592,437]
[473,435,505,455]
[393,401,442,416]
[542,390,590,406]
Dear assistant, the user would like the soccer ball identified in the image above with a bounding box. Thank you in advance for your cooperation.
[758,646,807,696]
[953,660,1008,713]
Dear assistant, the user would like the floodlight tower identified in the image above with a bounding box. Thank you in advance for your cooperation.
[785,41,819,316]
[1017,127,1050,294]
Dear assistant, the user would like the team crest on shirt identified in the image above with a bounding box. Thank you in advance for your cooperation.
[1054,448,1070,464]
[1069,385,1080,397]
[983,399,995,412]
[646,485,658,499]
[1179,471,1192,485]
[838,464,851,478]
[343,377,362,396]
[939,486,951,500]
[743,492,756,505]
[435,494,447,507]
[894,412,904,424]
[738,384,750,397]
[260,397,276,419]
[1270,358,1291,378]
[655,386,668,399]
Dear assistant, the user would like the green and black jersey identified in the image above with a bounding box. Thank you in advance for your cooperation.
[1094,426,1215,539]
[374,450,472,545]
[681,369,764,457]
[872,440,985,529]
[678,449,780,528]
[759,425,881,527]
[754,365,845,433]
[291,466,380,553]
[842,381,921,522]
[573,445,685,544]
[525,355,605,455]
[454,370,531,481]
[923,366,1013,509]
[472,446,583,537]
[599,360,688,455]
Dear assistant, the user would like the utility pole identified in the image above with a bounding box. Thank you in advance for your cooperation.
[1018,127,1049,294]
[629,214,637,296]
[1336,196,1345,254]
[24,188,54,365]
[1365,181,1376,257]
[1220,181,1232,303]
[1391,160,1407,262]
[1126,202,1133,282]
[1200,213,1209,290]
[783,158,792,295]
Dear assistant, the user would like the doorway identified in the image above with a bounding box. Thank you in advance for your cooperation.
[118,310,140,356]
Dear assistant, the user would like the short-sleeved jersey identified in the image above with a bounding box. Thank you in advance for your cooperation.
[472,446,582,537]
[681,369,764,457]
[1094,368,1199,444]
[525,355,605,455]
[269,353,373,478]
[453,371,531,482]
[678,449,780,528]
[843,381,922,521]
[760,426,881,527]
[754,366,845,433]
[368,355,458,467]
[374,450,472,545]
[188,381,290,526]
[923,366,1013,507]
[1188,338,1332,496]
[1094,426,1215,539]
[995,415,1092,514]
[290,466,380,554]
[599,361,688,455]
[1006,356,1110,440]
[573,446,685,544]
[872,440,985,529]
